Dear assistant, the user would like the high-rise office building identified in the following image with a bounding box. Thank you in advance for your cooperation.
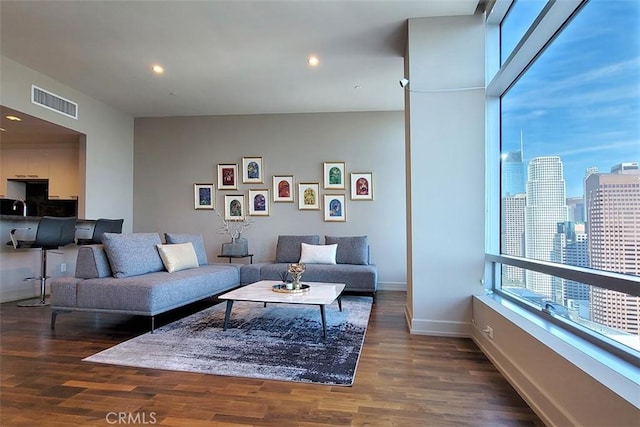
[552,221,589,309]
[583,166,599,221]
[502,194,526,285]
[610,162,639,174]
[586,165,640,335]
[525,157,568,300]
[566,197,585,222]
[502,150,525,197]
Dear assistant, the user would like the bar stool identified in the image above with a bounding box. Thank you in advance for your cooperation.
[76,218,124,245]
[10,216,77,307]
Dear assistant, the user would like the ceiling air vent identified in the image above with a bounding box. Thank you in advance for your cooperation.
[31,85,78,119]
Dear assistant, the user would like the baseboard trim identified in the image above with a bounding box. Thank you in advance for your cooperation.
[409,318,471,337]
[377,281,406,291]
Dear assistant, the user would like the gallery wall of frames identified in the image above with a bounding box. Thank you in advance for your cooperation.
[194,157,374,223]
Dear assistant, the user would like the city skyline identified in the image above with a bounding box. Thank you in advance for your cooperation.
[501,155,640,349]
[501,0,639,198]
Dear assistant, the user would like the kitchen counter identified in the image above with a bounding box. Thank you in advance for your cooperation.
[0,215,100,303]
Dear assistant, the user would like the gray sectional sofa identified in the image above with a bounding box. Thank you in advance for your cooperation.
[50,232,241,331]
[240,235,377,301]
[50,233,377,332]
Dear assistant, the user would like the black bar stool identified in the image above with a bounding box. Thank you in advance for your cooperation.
[77,218,124,245]
[10,216,77,307]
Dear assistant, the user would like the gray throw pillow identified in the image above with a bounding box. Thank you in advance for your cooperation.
[102,232,164,278]
[164,233,208,265]
[325,235,369,265]
[275,235,320,262]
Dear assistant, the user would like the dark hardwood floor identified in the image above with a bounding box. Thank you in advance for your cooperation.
[0,291,544,426]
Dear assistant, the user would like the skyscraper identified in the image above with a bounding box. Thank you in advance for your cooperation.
[525,156,568,300]
[501,150,525,197]
[586,165,640,336]
[552,221,589,308]
[566,197,585,222]
[502,194,526,285]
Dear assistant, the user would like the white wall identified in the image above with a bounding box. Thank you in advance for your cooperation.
[405,15,486,335]
[473,296,639,426]
[134,112,407,288]
[0,55,134,302]
[0,55,134,225]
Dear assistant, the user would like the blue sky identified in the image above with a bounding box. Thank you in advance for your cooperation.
[501,0,640,197]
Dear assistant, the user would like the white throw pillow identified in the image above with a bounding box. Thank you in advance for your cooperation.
[157,243,199,273]
[299,242,337,264]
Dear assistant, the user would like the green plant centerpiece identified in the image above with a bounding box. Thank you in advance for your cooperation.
[288,263,306,290]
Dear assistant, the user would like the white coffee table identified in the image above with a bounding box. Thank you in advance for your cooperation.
[219,280,346,338]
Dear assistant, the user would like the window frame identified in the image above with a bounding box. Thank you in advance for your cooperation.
[485,0,640,365]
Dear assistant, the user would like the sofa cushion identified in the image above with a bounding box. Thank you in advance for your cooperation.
[164,233,208,265]
[325,235,369,265]
[157,243,199,273]
[75,245,112,279]
[299,242,337,264]
[102,232,164,278]
[275,235,320,262]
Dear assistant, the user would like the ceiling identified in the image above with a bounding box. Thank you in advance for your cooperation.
[0,0,480,119]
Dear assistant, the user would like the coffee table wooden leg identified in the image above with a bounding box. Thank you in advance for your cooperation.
[319,304,326,338]
[338,296,342,312]
[223,300,234,331]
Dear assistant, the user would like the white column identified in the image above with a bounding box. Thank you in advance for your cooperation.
[405,15,486,336]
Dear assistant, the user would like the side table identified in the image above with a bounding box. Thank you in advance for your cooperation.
[217,254,254,264]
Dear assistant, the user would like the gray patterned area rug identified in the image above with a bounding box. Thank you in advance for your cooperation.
[84,296,373,386]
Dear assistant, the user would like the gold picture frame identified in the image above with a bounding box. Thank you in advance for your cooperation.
[193,183,214,209]
[323,161,346,190]
[217,163,238,190]
[298,182,320,210]
[324,194,346,222]
[248,189,270,216]
[242,156,264,184]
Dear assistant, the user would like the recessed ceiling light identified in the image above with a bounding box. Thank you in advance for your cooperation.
[307,56,319,67]
[5,115,21,121]
[152,64,164,74]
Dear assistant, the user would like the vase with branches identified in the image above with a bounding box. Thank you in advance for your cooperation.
[215,210,253,242]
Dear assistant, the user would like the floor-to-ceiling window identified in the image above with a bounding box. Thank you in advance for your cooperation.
[487,0,639,364]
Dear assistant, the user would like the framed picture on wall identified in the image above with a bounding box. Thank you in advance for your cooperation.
[323,161,346,189]
[193,183,214,209]
[224,194,245,220]
[242,156,264,184]
[350,172,374,200]
[248,189,270,216]
[272,175,294,202]
[217,163,238,190]
[298,182,320,210]
[324,194,346,222]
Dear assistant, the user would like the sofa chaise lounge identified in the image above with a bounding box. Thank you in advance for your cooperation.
[50,232,241,331]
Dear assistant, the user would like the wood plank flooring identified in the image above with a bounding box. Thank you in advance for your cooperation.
[0,291,544,426]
